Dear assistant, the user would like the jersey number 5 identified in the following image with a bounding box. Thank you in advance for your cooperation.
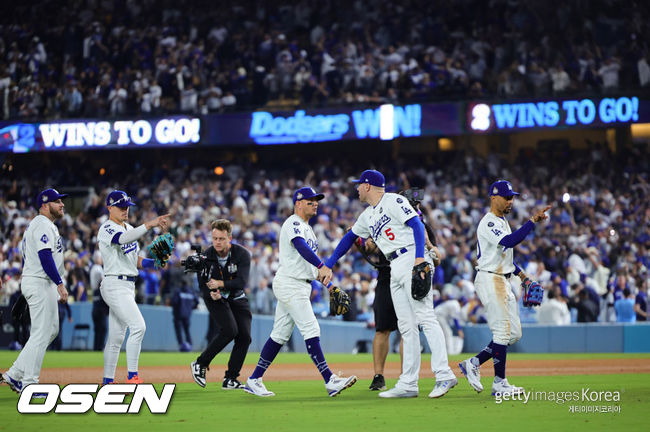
[385,228,395,240]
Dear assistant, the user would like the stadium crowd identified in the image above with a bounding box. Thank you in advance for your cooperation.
[1,145,648,335]
[1,0,649,120]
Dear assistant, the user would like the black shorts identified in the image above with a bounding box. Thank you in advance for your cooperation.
[373,267,397,332]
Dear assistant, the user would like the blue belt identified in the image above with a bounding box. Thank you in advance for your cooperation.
[386,247,408,261]
[117,275,137,282]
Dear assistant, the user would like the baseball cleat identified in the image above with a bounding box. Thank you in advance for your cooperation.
[369,374,387,391]
[191,361,207,388]
[222,378,245,390]
[428,378,458,398]
[1,372,23,394]
[459,359,483,393]
[126,375,144,384]
[491,378,524,396]
[378,387,418,398]
[244,377,275,397]
[325,374,357,397]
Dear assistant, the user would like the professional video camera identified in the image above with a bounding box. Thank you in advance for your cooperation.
[180,244,208,273]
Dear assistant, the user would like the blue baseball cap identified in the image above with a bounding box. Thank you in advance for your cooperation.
[489,180,520,197]
[352,169,385,187]
[36,188,68,207]
[106,190,136,207]
[293,186,324,204]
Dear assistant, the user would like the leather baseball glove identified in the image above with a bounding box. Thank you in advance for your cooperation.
[411,261,432,300]
[147,233,175,268]
[521,277,543,307]
[330,286,351,315]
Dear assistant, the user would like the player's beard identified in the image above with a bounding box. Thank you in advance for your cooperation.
[48,203,64,219]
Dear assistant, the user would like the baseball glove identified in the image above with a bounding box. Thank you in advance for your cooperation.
[521,277,543,307]
[330,286,351,316]
[147,233,175,268]
[411,261,432,300]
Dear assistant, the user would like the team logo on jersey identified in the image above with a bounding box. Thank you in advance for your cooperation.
[488,222,494,227]
[370,214,391,240]
[293,221,300,226]
[397,198,403,203]
[306,238,318,252]
[121,242,137,254]
[227,263,238,273]
[294,228,301,234]
[40,234,49,244]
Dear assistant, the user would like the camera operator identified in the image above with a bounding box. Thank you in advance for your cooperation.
[190,219,252,390]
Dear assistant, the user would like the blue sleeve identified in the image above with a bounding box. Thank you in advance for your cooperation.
[142,258,155,269]
[499,220,535,249]
[291,237,323,268]
[453,318,462,331]
[513,262,522,276]
[405,216,425,258]
[325,230,358,268]
[111,232,122,244]
[37,249,63,285]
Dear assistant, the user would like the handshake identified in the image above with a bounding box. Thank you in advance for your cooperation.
[318,264,333,286]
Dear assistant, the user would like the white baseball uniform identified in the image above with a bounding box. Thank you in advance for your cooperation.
[474,212,522,345]
[270,214,321,344]
[435,299,464,355]
[7,215,63,386]
[352,193,454,391]
[97,220,147,379]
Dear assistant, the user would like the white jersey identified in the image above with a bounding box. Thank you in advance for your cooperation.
[476,211,515,274]
[21,214,64,280]
[275,214,319,280]
[435,299,463,326]
[352,192,417,256]
[97,220,140,277]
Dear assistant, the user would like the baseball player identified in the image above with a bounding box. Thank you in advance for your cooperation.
[1,188,69,397]
[244,187,357,397]
[326,170,456,398]
[97,190,169,384]
[458,180,550,396]
[435,285,464,355]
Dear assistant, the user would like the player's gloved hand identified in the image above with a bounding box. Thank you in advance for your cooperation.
[411,261,432,300]
[147,233,175,268]
[329,286,351,315]
[521,277,543,307]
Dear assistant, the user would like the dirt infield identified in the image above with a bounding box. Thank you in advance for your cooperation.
[40,358,650,385]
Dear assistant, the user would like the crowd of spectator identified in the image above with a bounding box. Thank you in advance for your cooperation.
[1,144,648,336]
[2,0,650,120]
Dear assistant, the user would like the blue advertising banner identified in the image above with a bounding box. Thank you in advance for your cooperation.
[205,103,462,146]
[467,96,647,132]
[0,117,200,153]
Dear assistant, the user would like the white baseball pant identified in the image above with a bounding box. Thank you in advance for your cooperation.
[390,251,455,392]
[474,271,522,346]
[100,276,146,378]
[7,277,59,386]
[269,275,320,344]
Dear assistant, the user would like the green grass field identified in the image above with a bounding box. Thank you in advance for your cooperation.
[1,352,648,432]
